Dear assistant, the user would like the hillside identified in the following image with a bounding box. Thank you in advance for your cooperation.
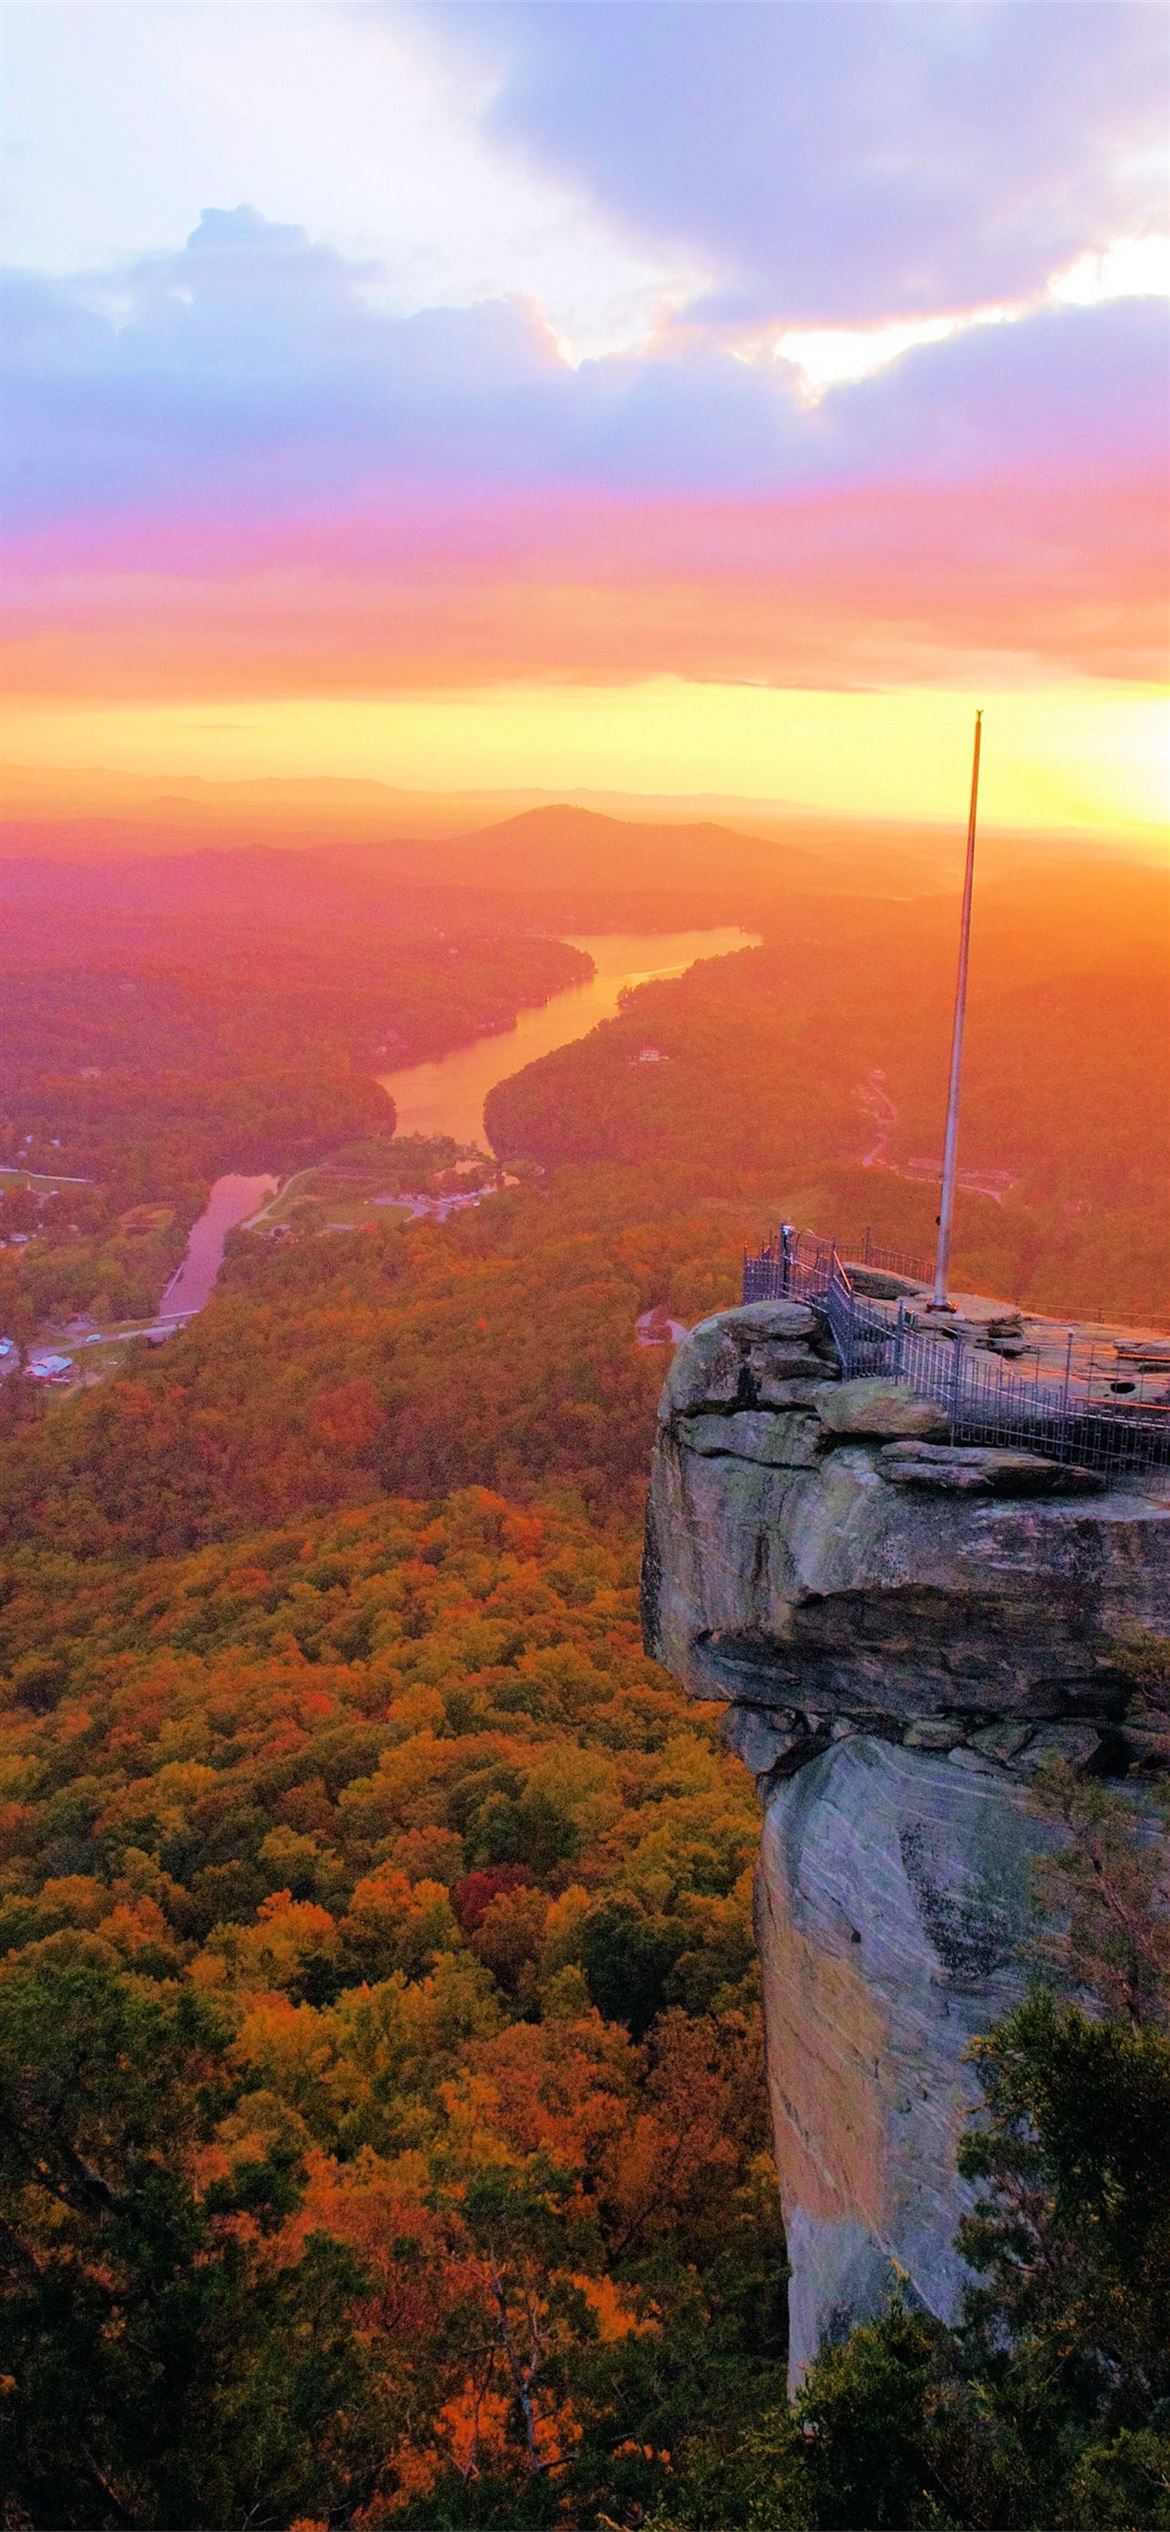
[1,802,877,937]
[484,861,1170,1322]
[0,1158,793,2522]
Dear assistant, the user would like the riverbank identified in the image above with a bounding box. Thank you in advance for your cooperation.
[379,926,760,1146]
[160,1173,278,1317]
[8,926,763,1387]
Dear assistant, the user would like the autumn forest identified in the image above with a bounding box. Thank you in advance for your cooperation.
[6,0,1170,2516]
[1,788,1168,2525]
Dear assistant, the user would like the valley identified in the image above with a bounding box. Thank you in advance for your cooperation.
[5,10,1168,2518]
[1,801,1167,2529]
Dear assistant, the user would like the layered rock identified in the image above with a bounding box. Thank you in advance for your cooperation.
[643,1299,1170,2378]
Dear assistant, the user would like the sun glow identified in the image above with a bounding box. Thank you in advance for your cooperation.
[768,233,1170,400]
[6,677,1167,843]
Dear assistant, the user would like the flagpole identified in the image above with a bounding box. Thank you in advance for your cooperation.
[929,710,982,1311]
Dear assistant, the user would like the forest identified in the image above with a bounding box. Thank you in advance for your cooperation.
[485,854,1170,1323]
[2,1147,1168,2526]
[0,894,588,1323]
[1,815,1167,2527]
[5,0,1167,2496]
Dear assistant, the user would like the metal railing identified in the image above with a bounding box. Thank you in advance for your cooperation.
[742,1232,1170,1482]
[847,1229,934,1285]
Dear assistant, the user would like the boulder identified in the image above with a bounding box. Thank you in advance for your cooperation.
[753,1376,842,1410]
[817,1378,949,1441]
[1017,1723,1103,1773]
[659,1318,743,1418]
[732,1299,820,1341]
[720,1703,800,1772]
[720,1704,825,1782]
[903,1718,964,1752]
[752,1352,841,1397]
[682,1410,825,1468]
[659,1300,833,1421]
[842,1266,927,1301]
[879,1442,1103,1498]
[968,1721,1034,1763]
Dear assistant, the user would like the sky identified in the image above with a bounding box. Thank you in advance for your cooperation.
[2,0,1168,835]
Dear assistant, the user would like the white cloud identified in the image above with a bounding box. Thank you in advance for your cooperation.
[430,0,1169,327]
[764,236,1170,402]
[0,0,705,355]
[1051,234,1170,308]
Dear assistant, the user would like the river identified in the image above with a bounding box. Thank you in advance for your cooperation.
[161,1172,278,1317]
[164,929,756,1315]
[377,927,760,1148]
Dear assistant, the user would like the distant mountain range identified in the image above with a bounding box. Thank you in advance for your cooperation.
[2,763,1154,892]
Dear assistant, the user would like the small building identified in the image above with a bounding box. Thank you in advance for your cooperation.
[27,1352,72,1383]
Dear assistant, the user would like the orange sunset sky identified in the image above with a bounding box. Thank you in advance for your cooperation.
[2,1,1168,841]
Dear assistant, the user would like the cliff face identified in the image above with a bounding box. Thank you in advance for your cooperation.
[642,1299,1170,2379]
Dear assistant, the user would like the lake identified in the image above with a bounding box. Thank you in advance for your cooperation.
[163,930,756,1314]
[378,927,760,1148]
[161,1172,278,1317]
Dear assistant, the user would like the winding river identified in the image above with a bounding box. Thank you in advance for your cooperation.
[164,929,757,1315]
[161,1172,277,1317]
[377,927,759,1148]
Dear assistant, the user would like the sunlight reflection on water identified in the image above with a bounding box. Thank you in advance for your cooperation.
[378,928,760,1148]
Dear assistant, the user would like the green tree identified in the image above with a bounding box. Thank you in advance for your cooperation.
[580,1894,682,2038]
[651,2301,1011,2531]
[1031,1757,1170,2027]
[0,1942,387,2528]
[959,1994,1170,2489]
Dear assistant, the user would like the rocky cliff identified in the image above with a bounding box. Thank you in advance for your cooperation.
[642,1298,1170,2379]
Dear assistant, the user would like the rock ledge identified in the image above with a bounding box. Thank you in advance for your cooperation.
[643,1304,1170,2380]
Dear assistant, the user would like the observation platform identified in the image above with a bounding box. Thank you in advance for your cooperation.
[743,1232,1170,1483]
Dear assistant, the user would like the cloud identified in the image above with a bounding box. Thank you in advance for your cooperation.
[2,207,1166,697]
[0,0,700,357]
[421,0,1169,324]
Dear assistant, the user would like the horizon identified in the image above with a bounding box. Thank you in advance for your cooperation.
[3,758,1168,869]
[2,2,1168,837]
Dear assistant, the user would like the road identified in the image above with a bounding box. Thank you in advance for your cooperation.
[856,1070,897,1168]
[854,1070,1018,1203]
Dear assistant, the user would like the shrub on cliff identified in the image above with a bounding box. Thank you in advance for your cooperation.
[960,1996,1170,2442]
[651,2299,1015,2528]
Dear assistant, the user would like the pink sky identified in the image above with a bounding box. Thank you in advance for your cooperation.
[2,5,1167,828]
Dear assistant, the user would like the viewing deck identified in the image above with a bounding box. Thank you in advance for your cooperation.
[743,1231,1170,1484]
